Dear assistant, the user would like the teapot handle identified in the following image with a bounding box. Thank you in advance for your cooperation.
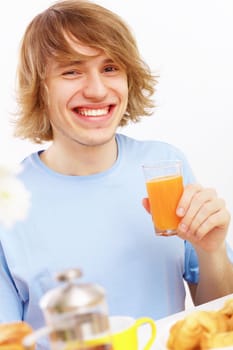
[23,325,52,350]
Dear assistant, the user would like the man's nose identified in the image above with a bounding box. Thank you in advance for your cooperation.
[83,72,108,99]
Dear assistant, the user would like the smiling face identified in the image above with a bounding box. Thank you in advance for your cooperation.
[45,43,128,149]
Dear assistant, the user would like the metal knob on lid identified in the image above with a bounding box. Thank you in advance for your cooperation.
[56,268,82,282]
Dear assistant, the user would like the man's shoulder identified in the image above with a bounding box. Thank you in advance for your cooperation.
[117,133,185,158]
[18,151,47,184]
[20,151,43,168]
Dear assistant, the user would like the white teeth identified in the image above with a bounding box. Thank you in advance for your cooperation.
[78,108,109,117]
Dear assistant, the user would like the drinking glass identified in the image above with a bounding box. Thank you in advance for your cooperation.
[142,160,184,236]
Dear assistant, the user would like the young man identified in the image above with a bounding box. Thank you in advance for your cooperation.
[0,0,233,341]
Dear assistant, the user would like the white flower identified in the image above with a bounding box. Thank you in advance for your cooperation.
[0,163,30,229]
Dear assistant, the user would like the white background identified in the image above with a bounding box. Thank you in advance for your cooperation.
[0,0,232,246]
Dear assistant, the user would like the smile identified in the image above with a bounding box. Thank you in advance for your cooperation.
[73,107,110,117]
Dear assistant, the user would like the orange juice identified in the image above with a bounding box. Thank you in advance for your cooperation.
[146,174,183,235]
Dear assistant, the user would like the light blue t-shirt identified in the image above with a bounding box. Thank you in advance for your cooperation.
[0,134,200,334]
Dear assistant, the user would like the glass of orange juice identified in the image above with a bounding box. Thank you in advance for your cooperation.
[142,160,184,236]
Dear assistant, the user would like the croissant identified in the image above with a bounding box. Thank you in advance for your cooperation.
[219,299,233,331]
[167,313,206,350]
[201,330,233,349]
[220,298,233,318]
[196,311,229,334]
[167,306,232,350]
[0,321,33,349]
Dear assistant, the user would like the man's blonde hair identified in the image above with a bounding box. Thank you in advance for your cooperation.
[15,0,157,143]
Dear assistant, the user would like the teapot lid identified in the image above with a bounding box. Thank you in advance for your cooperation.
[40,268,106,314]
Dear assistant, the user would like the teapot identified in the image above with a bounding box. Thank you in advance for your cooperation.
[23,268,112,350]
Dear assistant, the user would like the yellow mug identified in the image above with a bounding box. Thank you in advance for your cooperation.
[65,316,156,350]
[109,316,156,350]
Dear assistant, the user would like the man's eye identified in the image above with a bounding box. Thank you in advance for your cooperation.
[104,66,119,73]
[62,70,80,76]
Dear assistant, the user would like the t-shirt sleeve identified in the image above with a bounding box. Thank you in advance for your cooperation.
[183,240,233,285]
[183,240,199,284]
[0,241,23,322]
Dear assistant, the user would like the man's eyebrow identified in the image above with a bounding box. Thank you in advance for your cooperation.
[102,58,115,64]
[55,60,84,69]
[55,58,116,69]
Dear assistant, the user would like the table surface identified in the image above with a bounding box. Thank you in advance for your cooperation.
[138,293,233,350]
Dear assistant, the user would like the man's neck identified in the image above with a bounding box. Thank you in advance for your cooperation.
[40,137,118,176]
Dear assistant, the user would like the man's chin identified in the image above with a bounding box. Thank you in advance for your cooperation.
[73,132,116,148]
